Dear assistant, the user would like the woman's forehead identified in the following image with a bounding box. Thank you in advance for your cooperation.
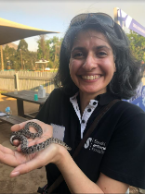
[72,29,111,48]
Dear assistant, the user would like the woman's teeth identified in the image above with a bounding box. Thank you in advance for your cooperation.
[82,75,101,80]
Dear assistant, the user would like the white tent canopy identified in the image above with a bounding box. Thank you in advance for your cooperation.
[0,17,59,45]
[35,60,49,64]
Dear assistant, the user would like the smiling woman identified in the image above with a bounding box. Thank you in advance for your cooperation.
[55,14,141,100]
[0,13,145,194]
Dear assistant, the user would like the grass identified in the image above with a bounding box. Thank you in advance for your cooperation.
[47,69,58,73]
[0,90,9,94]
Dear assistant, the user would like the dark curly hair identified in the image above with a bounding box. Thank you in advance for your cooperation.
[54,13,143,99]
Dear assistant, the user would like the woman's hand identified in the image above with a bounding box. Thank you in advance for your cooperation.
[0,119,66,177]
[11,119,53,150]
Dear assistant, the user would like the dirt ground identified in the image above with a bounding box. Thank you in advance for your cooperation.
[0,91,144,193]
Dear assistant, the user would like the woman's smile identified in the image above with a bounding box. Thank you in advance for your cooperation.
[81,74,102,80]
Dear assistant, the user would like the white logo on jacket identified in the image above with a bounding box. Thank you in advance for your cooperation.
[84,137,106,154]
[84,137,92,148]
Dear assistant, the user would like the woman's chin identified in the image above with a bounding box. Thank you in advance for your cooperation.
[79,88,106,97]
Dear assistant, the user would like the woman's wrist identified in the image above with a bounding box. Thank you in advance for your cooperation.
[53,144,69,167]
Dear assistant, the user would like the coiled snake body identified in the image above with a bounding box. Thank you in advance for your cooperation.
[10,122,71,154]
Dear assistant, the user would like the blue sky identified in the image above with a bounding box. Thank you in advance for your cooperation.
[0,0,145,51]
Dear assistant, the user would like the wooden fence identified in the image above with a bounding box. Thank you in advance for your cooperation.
[0,71,56,93]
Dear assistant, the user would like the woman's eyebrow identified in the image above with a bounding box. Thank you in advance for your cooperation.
[71,47,85,52]
[71,45,111,52]
[95,45,111,50]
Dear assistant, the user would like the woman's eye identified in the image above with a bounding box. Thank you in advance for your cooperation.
[72,52,83,58]
[98,51,107,57]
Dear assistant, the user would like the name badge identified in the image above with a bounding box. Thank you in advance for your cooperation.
[51,123,65,141]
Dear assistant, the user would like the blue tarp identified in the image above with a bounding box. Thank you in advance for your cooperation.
[123,82,145,111]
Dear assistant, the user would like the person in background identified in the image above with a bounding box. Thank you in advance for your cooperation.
[0,13,145,194]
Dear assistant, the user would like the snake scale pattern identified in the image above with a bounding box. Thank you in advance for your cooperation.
[10,122,71,154]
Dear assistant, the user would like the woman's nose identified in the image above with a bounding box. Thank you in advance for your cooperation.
[82,53,97,70]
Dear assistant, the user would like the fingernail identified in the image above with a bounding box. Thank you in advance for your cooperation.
[11,171,20,177]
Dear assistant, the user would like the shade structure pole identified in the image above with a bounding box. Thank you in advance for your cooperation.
[114,7,119,24]
[0,45,4,71]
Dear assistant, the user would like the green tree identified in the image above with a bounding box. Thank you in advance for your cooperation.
[0,40,37,71]
[48,36,63,68]
[26,51,37,70]
[37,35,50,60]
[37,35,63,69]
[17,39,28,51]
[17,39,29,70]
[127,30,145,61]
[3,45,17,70]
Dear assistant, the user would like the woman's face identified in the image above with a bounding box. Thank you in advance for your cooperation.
[69,30,116,98]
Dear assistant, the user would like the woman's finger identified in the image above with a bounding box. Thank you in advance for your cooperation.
[10,144,58,177]
[0,144,15,155]
[0,149,18,166]
[11,119,48,132]
[0,145,27,167]
[10,156,44,177]
[11,120,29,132]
